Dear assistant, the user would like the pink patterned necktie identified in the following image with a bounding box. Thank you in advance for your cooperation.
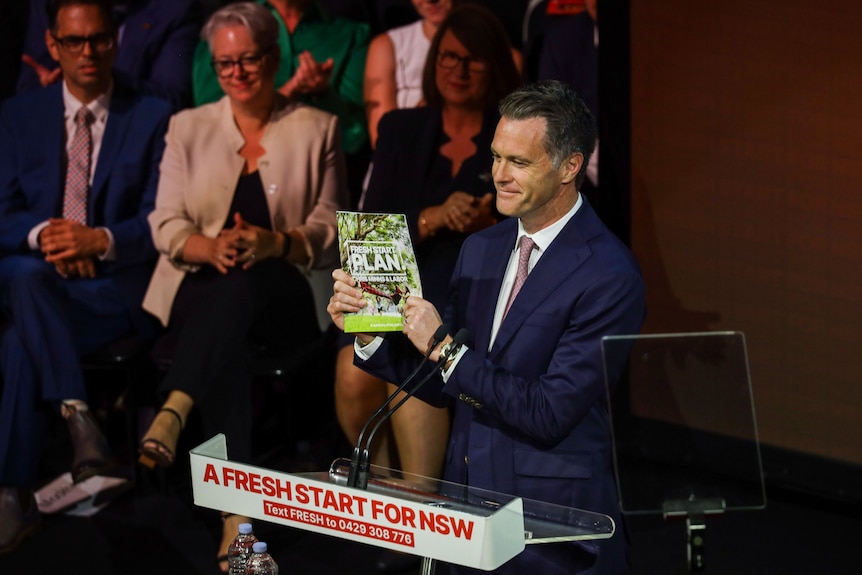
[503,236,537,319]
[63,107,95,224]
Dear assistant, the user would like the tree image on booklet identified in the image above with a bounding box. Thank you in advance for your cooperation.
[337,211,423,332]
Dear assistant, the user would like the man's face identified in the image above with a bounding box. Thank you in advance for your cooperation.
[491,116,583,233]
[46,4,116,101]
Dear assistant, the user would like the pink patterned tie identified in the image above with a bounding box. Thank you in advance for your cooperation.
[63,107,95,224]
[503,236,537,319]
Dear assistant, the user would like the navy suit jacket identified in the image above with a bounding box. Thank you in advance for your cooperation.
[0,79,170,335]
[362,198,645,574]
[17,0,202,111]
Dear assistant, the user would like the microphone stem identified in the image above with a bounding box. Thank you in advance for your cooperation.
[348,325,451,489]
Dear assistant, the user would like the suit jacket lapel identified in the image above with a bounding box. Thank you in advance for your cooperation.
[489,201,602,357]
[211,97,248,232]
[472,222,518,356]
[91,85,134,212]
[42,86,66,214]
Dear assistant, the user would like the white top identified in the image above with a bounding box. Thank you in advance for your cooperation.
[387,19,430,108]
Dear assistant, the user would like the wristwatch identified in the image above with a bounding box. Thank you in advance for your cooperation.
[439,339,463,371]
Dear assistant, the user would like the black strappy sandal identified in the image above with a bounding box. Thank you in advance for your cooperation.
[137,406,185,469]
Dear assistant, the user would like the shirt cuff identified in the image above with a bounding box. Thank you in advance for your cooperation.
[28,221,50,250]
[354,335,384,360]
[29,222,115,261]
[97,227,116,261]
[441,346,468,382]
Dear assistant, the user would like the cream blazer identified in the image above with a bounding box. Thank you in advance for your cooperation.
[143,95,348,326]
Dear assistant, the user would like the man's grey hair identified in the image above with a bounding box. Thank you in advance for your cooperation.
[201,2,279,54]
[498,80,597,188]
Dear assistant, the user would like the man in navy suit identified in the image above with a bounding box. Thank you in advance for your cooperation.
[0,0,169,553]
[329,80,645,574]
[16,0,203,111]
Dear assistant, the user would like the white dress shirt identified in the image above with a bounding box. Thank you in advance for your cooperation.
[28,80,116,259]
[357,193,585,379]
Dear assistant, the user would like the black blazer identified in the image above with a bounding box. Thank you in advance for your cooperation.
[538,11,598,119]
[363,106,498,309]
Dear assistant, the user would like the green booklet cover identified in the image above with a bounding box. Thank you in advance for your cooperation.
[337,211,423,332]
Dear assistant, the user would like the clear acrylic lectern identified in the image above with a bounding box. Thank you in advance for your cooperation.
[602,331,766,573]
[191,434,616,573]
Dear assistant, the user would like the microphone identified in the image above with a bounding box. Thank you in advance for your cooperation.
[354,328,470,490]
[347,323,451,488]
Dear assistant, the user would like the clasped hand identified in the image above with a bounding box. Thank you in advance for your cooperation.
[450,191,495,233]
[210,213,280,274]
[328,269,445,357]
[39,218,109,278]
[427,192,495,235]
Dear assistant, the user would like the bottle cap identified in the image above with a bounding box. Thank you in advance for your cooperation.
[239,523,253,535]
[253,541,268,553]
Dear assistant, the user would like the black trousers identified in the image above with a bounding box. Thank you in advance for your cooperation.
[155,260,318,463]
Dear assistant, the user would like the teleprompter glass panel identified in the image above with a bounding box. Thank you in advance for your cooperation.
[601,332,766,515]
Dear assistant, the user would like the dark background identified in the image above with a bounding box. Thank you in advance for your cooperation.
[601,0,862,499]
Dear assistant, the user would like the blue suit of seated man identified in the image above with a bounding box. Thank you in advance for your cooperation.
[0,1,169,542]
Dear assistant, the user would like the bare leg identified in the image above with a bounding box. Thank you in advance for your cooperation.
[387,383,450,479]
[334,345,394,468]
[138,390,194,464]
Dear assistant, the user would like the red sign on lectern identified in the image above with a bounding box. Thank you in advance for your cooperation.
[190,435,526,571]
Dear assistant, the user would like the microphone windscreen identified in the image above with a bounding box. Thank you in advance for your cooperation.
[433,323,451,343]
[452,328,470,347]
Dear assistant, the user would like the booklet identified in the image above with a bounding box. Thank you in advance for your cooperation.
[337,211,422,332]
[35,472,131,516]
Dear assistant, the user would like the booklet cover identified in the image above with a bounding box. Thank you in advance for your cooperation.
[337,211,422,332]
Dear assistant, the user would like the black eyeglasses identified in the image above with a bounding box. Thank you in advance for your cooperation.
[437,50,487,73]
[210,52,269,78]
[51,32,114,54]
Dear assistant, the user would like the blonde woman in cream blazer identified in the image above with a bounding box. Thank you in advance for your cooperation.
[135,5,347,570]
[142,94,345,326]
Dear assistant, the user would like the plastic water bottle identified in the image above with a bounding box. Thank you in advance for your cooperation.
[227,522,258,575]
[246,541,279,575]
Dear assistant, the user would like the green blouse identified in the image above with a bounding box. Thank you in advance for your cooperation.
[192,0,369,154]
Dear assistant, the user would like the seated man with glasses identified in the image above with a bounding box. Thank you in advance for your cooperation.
[16,0,203,111]
[49,29,115,53]
[0,0,171,553]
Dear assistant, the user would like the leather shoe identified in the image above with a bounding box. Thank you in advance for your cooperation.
[64,404,112,483]
[0,487,42,555]
[375,549,420,573]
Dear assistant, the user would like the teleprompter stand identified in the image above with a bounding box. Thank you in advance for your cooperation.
[190,434,616,572]
[602,332,766,573]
